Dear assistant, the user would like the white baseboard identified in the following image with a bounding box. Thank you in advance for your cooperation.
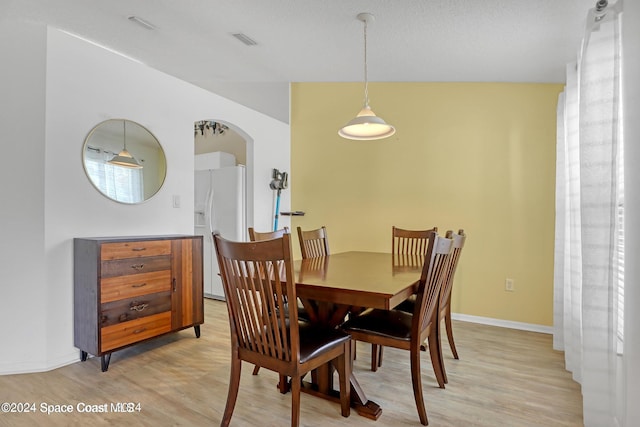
[451,312,553,334]
[0,352,78,376]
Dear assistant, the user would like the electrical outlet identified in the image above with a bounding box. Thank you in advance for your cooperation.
[505,278,514,292]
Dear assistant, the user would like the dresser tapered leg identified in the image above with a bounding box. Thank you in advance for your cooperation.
[101,354,111,372]
[80,350,88,362]
[194,325,201,338]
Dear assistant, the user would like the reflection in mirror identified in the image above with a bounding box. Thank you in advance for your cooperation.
[82,119,166,204]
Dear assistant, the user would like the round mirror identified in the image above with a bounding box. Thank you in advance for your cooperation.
[82,119,167,204]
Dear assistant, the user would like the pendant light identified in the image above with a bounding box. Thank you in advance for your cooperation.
[108,120,143,169]
[339,12,395,141]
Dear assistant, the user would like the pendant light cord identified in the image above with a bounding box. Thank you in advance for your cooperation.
[363,17,369,108]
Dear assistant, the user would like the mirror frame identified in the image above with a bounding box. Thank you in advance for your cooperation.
[82,119,167,204]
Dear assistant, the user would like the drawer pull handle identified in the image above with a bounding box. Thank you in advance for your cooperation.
[133,328,147,334]
[131,264,145,270]
[132,247,147,252]
[131,283,147,288]
[130,303,149,312]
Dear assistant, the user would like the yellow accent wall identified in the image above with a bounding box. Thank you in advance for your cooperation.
[290,82,562,326]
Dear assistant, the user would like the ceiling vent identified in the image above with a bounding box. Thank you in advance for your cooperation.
[231,33,258,46]
[128,16,156,30]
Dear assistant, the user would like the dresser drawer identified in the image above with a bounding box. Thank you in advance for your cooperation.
[101,240,171,260]
[101,255,171,278]
[101,291,172,327]
[101,311,172,352]
[101,270,172,303]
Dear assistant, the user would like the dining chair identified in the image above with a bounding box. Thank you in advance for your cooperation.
[395,230,466,382]
[341,231,454,426]
[250,228,307,323]
[213,232,351,427]
[371,226,439,370]
[248,226,290,241]
[247,226,307,383]
[296,226,330,259]
[393,226,438,257]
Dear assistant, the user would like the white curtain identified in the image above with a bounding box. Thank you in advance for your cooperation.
[84,146,144,203]
[553,1,623,426]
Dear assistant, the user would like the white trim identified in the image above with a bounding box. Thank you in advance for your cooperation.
[451,312,553,334]
[0,351,78,375]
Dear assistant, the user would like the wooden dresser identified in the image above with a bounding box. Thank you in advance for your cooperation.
[74,235,204,371]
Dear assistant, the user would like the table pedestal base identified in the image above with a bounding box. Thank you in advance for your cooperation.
[298,379,382,420]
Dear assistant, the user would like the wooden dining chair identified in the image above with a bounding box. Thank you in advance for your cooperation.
[296,226,330,259]
[247,226,307,382]
[434,229,466,382]
[250,227,307,323]
[341,231,454,426]
[395,229,466,385]
[248,226,289,241]
[213,232,351,427]
[371,226,438,370]
[393,226,438,257]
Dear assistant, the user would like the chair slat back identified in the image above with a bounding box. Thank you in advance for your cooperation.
[297,226,330,259]
[413,232,454,339]
[214,233,299,363]
[393,226,438,254]
[440,230,466,309]
[248,227,290,242]
[392,226,438,268]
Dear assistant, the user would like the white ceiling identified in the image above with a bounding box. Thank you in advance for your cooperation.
[8,0,594,119]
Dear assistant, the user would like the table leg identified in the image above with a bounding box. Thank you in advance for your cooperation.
[349,372,382,420]
[296,299,383,419]
[299,364,382,420]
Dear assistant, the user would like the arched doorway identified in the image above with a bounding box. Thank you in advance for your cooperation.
[193,119,249,299]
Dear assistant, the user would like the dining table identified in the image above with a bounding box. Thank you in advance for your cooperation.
[292,251,424,420]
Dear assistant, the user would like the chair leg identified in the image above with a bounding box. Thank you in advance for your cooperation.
[221,353,242,427]
[378,345,384,367]
[352,340,357,360]
[427,330,446,389]
[371,344,379,372]
[410,344,429,426]
[445,308,459,359]
[290,374,301,427]
[278,374,290,394]
[252,365,260,375]
[336,343,351,417]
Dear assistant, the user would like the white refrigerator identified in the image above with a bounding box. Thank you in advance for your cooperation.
[194,165,246,300]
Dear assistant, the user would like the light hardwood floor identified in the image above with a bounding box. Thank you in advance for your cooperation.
[0,299,583,426]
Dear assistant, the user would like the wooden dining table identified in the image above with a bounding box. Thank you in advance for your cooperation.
[292,251,423,420]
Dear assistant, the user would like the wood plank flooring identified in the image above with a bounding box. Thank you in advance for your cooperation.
[0,299,583,426]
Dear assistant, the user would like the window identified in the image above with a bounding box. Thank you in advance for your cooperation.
[84,146,144,203]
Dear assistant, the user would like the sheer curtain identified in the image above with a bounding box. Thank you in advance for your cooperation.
[553,1,623,426]
[84,146,144,203]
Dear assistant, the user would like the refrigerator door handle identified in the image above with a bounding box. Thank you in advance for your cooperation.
[205,185,217,236]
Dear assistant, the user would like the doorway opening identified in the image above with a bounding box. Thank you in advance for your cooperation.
[193,119,249,299]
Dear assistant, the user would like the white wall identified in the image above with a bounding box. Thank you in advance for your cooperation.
[0,20,49,373]
[622,2,640,425]
[0,24,290,374]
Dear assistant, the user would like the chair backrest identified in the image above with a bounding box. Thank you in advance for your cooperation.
[213,232,300,365]
[439,229,466,310]
[413,231,454,342]
[392,226,438,255]
[248,226,290,242]
[297,226,330,259]
[392,226,438,268]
